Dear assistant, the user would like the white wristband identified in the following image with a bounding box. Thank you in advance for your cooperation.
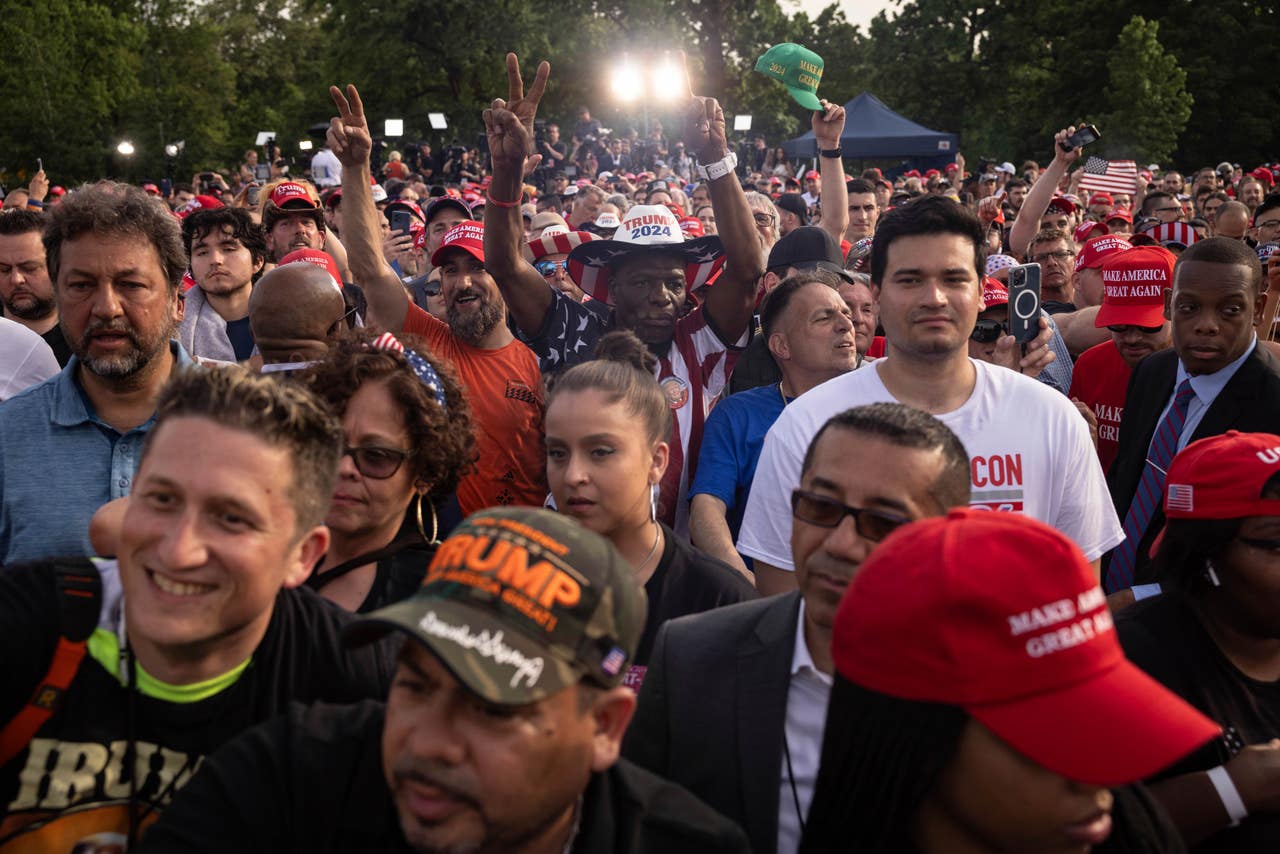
[1207,765,1248,827]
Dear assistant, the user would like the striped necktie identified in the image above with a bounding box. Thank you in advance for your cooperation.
[1106,380,1196,592]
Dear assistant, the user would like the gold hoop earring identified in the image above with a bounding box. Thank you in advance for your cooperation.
[415,494,440,545]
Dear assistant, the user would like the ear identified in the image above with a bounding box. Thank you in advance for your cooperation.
[413,480,431,497]
[1254,287,1268,322]
[588,687,638,772]
[172,288,185,323]
[253,255,267,276]
[768,330,790,362]
[281,524,330,589]
[761,270,781,294]
[649,440,670,483]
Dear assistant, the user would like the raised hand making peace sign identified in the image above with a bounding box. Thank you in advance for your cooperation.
[483,53,551,177]
[327,85,373,170]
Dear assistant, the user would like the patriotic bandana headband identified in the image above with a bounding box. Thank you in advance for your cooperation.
[370,332,447,411]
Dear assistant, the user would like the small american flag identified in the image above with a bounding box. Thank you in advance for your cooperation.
[600,646,627,677]
[1079,156,1138,195]
[1166,483,1195,513]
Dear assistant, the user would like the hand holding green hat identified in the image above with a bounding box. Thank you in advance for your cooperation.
[755,43,824,110]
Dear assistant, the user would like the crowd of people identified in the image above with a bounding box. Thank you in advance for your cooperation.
[0,49,1278,853]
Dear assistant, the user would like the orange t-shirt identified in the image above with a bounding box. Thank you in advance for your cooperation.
[403,304,547,514]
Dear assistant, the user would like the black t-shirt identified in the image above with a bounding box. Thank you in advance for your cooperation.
[0,559,395,850]
[40,325,72,367]
[637,524,758,668]
[1118,594,1280,852]
[307,540,436,614]
[136,699,751,853]
[1042,299,1078,315]
[225,316,255,362]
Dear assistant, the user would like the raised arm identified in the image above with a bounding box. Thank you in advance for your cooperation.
[482,54,556,336]
[327,84,409,331]
[687,61,764,343]
[1008,126,1081,261]
[813,100,848,244]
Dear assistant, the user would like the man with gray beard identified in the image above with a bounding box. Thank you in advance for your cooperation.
[0,181,193,564]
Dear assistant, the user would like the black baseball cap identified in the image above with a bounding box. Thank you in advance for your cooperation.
[424,197,472,225]
[766,226,854,283]
[775,192,809,224]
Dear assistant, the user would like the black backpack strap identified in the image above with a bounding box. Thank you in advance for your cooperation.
[0,558,101,765]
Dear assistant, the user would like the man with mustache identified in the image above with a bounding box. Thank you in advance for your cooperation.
[0,181,193,564]
[262,181,328,261]
[136,508,751,853]
[626,403,970,854]
[327,85,547,515]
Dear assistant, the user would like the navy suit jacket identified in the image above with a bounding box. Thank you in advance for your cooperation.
[1107,345,1280,582]
[622,591,802,854]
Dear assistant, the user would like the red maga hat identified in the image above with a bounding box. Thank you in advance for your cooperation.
[981,277,1008,309]
[1164,431,1280,520]
[1075,234,1132,272]
[832,508,1220,786]
[430,221,486,268]
[1074,221,1107,243]
[1105,208,1134,224]
[279,248,342,291]
[1095,245,1174,329]
[1088,192,1114,207]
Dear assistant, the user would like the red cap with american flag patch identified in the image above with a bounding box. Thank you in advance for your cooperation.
[1164,431,1280,520]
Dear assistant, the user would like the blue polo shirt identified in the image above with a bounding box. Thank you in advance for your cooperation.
[0,342,194,565]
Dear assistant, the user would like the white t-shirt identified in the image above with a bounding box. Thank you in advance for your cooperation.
[310,149,343,187]
[737,359,1123,570]
[0,317,59,401]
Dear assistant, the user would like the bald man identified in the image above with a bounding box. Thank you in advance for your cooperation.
[249,263,347,368]
[1213,201,1251,241]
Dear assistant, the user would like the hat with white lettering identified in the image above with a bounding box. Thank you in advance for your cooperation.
[566,204,724,303]
[831,508,1219,785]
[1075,234,1131,273]
[1095,245,1174,329]
[1162,431,1280,520]
[345,508,647,705]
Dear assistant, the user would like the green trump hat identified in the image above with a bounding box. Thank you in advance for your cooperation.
[755,43,824,110]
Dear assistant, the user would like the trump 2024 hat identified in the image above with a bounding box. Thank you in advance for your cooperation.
[1095,245,1174,329]
[566,205,724,304]
[345,508,647,705]
[755,43,824,110]
[832,508,1219,786]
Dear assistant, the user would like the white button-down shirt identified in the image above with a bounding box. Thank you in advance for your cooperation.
[776,599,833,854]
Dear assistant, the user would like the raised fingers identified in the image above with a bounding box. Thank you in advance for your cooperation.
[506,53,523,104]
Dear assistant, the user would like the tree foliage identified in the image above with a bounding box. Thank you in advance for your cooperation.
[0,0,1274,187]
[1100,16,1192,165]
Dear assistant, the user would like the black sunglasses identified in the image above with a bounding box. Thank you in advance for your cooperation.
[343,444,414,479]
[790,490,911,542]
[970,318,1008,343]
[1106,324,1163,334]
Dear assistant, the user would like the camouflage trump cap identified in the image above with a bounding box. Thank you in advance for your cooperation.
[755,43,824,110]
[344,507,647,705]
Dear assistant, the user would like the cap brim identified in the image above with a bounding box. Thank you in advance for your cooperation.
[1094,304,1166,329]
[786,87,823,110]
[970,659,1219,786]
[343,596,580,706]
[431,242,485,269]
[568,235,724,303]
[794,259,855,284]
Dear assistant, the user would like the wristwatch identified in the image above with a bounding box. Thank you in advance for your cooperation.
[819,147,842,159]
[697,151,738,182]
